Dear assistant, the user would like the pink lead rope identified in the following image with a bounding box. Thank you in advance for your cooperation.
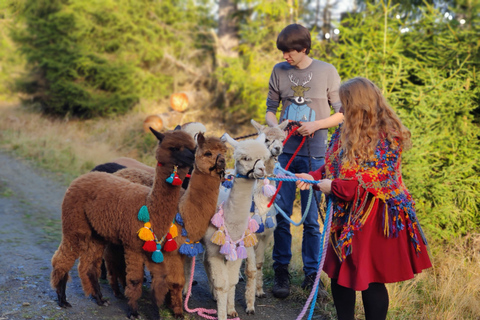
[183,257,241,320]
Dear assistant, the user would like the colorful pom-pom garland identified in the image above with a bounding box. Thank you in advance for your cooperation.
[175,213,204,257]
[137,205,178,263]
[210,202,259,261]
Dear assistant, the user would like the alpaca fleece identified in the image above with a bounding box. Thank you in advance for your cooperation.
[50,129,195,319]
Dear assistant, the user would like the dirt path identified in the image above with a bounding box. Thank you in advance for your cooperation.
[0,150,329,320]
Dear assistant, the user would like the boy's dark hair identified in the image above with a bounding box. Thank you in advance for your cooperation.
[276,24,311,55]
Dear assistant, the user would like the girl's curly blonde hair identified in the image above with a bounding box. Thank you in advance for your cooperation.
[339,77,411,165]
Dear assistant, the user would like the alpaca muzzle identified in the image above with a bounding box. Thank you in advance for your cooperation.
[175,148,196,168]
[210,154,226,177]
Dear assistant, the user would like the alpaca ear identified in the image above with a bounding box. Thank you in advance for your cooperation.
[150,127,165,142]
[250,119,265,133]
[256,132,266,143]
[196,132,205,147]
[221,133,238,148]
[174,125,182,131]
[278,120,289,131]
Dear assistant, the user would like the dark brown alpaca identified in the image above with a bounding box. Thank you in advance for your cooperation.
[104,133,228,318]
[50,128,196,319]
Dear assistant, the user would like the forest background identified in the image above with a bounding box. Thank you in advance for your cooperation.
[0,0,479,319]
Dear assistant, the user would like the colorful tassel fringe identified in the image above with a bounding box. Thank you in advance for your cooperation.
[137,205,150,222]
[152,244,164,263]
[142,240,157,252]
[138,223,155,241]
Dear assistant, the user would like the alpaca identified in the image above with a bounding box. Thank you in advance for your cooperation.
[50,128,196,319]
[100,133,228,318]
[162,133,227,317]
[247,119,288,298]
[200,132,271,320]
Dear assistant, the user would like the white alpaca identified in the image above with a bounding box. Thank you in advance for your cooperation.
[201,132,271,320]
[245,120,288,299]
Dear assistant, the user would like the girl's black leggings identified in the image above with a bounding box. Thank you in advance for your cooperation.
[330,278,389,320]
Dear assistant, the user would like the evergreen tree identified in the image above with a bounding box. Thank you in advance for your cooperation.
[319,2,480,239]
[9,0,215,118]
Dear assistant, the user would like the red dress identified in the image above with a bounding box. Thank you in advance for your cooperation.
[310,167,432,291]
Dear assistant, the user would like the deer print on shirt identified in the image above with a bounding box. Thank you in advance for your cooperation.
[281,72,316,123]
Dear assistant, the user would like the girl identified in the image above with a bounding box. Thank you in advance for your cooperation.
[296,77,432,320]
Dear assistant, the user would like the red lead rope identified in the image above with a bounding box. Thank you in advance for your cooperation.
[267,125,305,208]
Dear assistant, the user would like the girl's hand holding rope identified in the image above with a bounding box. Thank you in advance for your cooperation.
[317,179,332,195]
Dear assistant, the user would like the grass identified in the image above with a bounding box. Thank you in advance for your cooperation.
[1,101,480,319]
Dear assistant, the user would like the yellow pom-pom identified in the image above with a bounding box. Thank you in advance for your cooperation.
[144,222,152,228]
[138,226,155,241]
[169,223,178,238]
[210,229,226,245]
[244,232,258,247]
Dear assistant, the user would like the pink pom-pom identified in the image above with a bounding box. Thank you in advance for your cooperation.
[236,242,247,259]
[248,218,259,233]
[220,241,232,255]
[262,180,276,198]
[225,244,238,261]
[211,210,223,228]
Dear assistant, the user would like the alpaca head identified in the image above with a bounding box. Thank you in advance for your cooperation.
[150,127,196,169]
[251,119,288,157]
[221,133,270,179]
[193,133,228,178]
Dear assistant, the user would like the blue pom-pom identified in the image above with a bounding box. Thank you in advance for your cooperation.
[193,242,204,255]
[175,213,184,226]
[179,243,193,257]
[152,244,164,263]
[265,216,275,228]
[181,228,188,237]
[222,180,233,188]
[256,222,265,233]
[137,205,150,222]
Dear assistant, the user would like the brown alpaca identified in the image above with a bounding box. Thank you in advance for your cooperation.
[103,133,228,317]
[50,128,196,319]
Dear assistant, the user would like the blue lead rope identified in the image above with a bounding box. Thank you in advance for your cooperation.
[269,162,321,226]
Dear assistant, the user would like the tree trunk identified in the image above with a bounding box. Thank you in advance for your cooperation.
[218,0,239,58]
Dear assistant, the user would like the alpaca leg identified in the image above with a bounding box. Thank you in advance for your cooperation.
[244,247,257,314]
[254,234,271,298]
[165,255,186,317]
[77,238,108,306]
[104,243,126,299]
[182,256,193,296]
[124,250,146,318]
[51,238,86,308]
[226,259,243,318]
[207,254,228,320]
[202,252,217,300]
[145,258,169,319]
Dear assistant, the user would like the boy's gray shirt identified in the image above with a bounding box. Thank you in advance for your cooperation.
[266,59,342,157]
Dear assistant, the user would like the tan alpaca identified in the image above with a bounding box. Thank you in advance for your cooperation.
[247,119,288,299]
[199,132,271,320]
[50,128,196,319]
[157,134,228,317]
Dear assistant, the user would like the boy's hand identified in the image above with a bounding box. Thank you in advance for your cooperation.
[295,173,314,190]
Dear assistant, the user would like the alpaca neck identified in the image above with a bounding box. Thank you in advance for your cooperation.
[179,169,221,241]
[265,157,276,175]
[146,164,187,236]
[223,176,256,241]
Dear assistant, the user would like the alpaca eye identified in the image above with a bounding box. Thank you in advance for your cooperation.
[265,139,270,143]
[205,152,212,157]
